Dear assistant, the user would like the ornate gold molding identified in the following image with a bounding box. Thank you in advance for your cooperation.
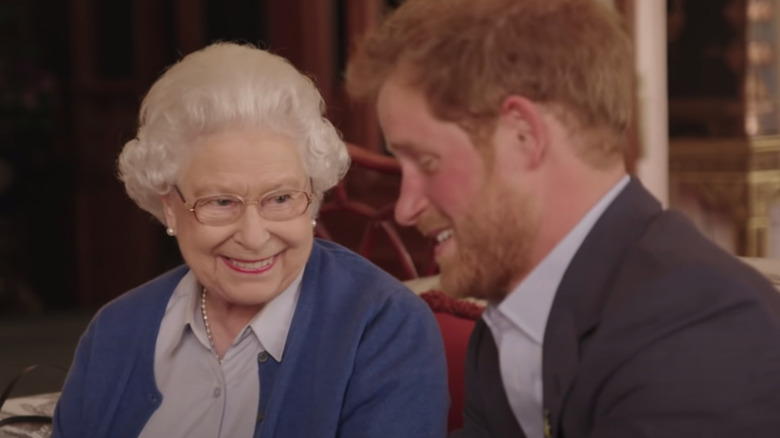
[670,136,780,256]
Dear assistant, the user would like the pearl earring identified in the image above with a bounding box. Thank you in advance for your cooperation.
[311,220,317,228]
[166,227,175,236]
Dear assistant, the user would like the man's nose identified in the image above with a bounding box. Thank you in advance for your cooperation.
[394,174,428,226]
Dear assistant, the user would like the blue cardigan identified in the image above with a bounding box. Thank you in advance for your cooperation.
[52,239,449,438]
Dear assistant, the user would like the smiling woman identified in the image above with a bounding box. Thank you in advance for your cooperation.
[49,42,448,438]
[161,127,317,326]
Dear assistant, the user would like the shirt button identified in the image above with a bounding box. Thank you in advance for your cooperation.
[257,351,269,363]
[213,387,222,397]
[257,411,265,423]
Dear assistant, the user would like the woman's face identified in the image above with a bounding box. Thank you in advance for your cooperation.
[161,126,314,309]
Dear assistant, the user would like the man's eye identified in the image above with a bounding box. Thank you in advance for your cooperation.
[418,157,438,173]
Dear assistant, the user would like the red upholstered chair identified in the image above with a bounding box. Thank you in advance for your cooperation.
[316,143,483,433]
[316,143,437,280]
[419,290,484,433]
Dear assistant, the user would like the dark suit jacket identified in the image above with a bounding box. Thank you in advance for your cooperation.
[452,179,780,438]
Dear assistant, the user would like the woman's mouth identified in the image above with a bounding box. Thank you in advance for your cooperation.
[223,255,276,273]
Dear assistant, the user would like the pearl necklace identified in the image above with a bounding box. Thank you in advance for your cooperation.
[200,288,222,364]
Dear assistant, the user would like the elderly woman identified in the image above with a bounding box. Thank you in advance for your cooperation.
[52,42,448,438]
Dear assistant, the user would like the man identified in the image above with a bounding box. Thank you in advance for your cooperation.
[345,0,780,437]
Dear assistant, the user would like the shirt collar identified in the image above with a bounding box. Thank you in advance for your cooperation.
[166,270,200,343]
[492,175,630,344]
[245,270,303,362]
[168,268,303,362]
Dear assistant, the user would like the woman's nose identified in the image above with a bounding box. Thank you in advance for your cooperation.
[232,206,272,248]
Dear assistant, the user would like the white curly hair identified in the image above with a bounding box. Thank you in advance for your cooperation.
[117,41,350,224]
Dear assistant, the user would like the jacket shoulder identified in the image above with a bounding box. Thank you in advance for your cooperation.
[88,265,189,336]
[309,239,416,302]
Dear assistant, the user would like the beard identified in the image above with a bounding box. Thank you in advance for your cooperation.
[437,181,539,303]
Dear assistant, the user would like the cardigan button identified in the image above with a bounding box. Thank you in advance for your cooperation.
[149,393,158,403]
[257,351,269,363]
[257,411,266,423]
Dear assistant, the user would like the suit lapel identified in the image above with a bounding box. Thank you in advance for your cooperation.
[542,178,662,437]
[458,318,525,437]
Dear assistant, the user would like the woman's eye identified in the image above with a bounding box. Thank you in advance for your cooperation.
[203,197,239,208]
[261,192,299,210]
[216,198,235,207]
[271,194,292,204]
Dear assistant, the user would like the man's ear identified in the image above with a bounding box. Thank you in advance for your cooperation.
[498,95,548,168]
[160,193,178,230]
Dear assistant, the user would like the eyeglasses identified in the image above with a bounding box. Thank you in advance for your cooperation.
[174,185,313,226]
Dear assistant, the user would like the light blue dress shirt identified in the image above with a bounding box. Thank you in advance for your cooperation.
[483,176,629,438]
[139,269,302,438]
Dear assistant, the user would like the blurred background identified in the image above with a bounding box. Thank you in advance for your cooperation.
[2,0,780,394]
[0,0,411,315]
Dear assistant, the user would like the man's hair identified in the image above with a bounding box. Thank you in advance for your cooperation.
[345,0,634,166]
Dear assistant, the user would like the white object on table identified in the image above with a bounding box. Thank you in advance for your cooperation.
[0,392,59,438]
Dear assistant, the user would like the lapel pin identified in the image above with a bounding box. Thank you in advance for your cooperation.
[544,409,552,438]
